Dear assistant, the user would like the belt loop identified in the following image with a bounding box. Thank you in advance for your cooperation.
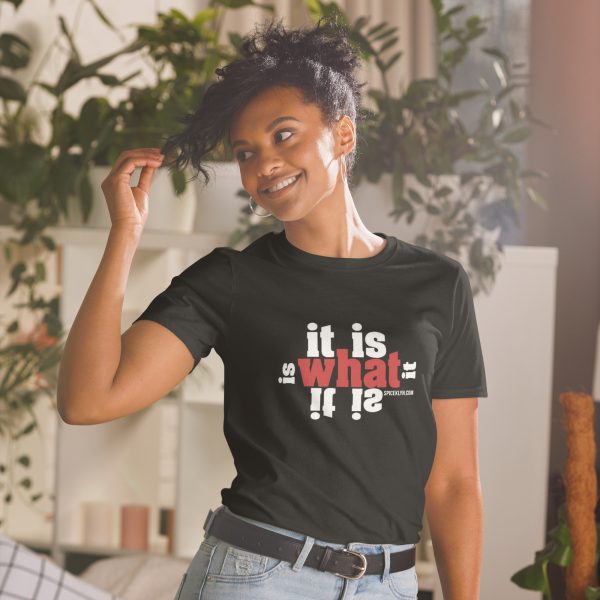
[292,535,315,572]
[381,544,391,583]
[203,505,223,534]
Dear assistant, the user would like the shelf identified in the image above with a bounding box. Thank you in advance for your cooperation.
[58,541,172,558]
[0,225,228,251]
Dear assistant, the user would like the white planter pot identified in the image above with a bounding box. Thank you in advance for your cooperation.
[58,165,197,233]
[193,161,244,234]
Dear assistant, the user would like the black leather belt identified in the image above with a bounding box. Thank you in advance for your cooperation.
[202,507,416,580]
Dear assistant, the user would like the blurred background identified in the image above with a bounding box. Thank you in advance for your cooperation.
[0,1,598,599]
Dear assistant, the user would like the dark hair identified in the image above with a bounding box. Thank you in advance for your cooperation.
[160,15,367,188]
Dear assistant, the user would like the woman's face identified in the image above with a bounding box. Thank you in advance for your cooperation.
[228,85,353,221]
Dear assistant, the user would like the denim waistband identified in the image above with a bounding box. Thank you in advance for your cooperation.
[210,504,416,555]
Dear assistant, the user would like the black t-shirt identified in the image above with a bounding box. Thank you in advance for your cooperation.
[132,230,488,544]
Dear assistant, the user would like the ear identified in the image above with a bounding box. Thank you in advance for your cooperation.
[335,114,356,161]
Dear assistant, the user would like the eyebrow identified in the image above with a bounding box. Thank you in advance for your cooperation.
[230,115,301,150]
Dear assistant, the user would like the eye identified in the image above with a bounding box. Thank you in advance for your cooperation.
[236,129,295,162]
[275,129,294,143]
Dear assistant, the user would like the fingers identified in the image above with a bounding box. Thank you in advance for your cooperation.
[110,148,164,178]
[137,163,160,192]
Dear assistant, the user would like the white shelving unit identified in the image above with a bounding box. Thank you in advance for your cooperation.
[0,224,558,600]
[53,226,234,565]
[0,226,235,568]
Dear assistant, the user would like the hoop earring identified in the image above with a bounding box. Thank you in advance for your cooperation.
[249,196,272,218]
[340,155,347,183]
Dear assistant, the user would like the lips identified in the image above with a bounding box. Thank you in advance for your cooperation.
[260,172,302,194]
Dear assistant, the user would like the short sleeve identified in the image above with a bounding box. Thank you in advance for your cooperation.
[430,263,488,399]
[131,247,233,374]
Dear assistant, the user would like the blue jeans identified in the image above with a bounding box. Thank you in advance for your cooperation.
[175,504,419,599]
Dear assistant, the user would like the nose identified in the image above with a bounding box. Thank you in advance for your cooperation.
[255,149,284,179]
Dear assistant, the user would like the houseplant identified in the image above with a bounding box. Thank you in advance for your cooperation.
[126,2,276,236]
[0,0,148,527]
[512,391,600,599]
[227,0,551,295]
[73,3,270,231]
[0,0,275,525]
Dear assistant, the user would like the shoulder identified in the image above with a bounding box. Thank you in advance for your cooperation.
[175,245,237,291]
[395,236,465,284]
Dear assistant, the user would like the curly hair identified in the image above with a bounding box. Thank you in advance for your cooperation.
[160,15,367,189]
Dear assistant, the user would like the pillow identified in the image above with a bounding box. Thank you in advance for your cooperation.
[0,533,117,599]
[79,554,188,600]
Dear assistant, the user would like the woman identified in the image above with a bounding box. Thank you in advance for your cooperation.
[58,16,487,600]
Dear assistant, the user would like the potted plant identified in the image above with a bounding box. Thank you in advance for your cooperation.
[62,6,239,232]
[0,1,147,525]
[125,2,277,236]
[0,0,274,525]
[511,501,600,599]
[226,0,552,295]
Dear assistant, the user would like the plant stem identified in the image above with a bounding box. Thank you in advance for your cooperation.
[542,559,552,600]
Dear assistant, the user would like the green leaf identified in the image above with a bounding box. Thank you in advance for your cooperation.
[444,5,465,18]
[382,51,402,71]
[434,186,453,198]
[414,172,432,188]
[17,422,36,438]
[214,0,275,10]
[466,15,482,28]
[0,33,31,70]
[371,25,399,43]
[52,40,144,96]
[0,75,26,102]
[585,586,600,600]
[0,143,48,203]
[40,235,56,251]
[379,36,399,53]
[526,186,547,210]
[171,169,187,196]
[87,0,119,32]
[97,73,119,86]
[16,454,31,467]
[366,22,387,37]
[58,15,81,64]
[78,97,104,149]
[510,561,550,593]
[353,15,370,31]
[408,188,424,205]
[501,126,532,144]
[482,47,509,67]
[49,153,80,214]
[79,174,93,223]
[193,8,219,28]
[35,261,46,281]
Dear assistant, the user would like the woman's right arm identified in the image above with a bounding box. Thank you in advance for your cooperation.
[56,148,195,425]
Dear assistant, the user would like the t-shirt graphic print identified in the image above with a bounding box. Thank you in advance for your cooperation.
[133,229,488,545]
[283,321,419,421]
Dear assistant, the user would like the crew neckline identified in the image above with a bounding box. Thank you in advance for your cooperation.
[272,230,397,270]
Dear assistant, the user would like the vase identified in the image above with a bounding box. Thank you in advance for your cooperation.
[58,165,197,233]
[120,503,149,551]
[193,160,244,234]
[81,500,114,547]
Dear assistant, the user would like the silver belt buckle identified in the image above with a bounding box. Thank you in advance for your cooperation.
[334,548,368,580]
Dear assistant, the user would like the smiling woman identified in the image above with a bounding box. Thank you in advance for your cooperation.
[80,14,489,600]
